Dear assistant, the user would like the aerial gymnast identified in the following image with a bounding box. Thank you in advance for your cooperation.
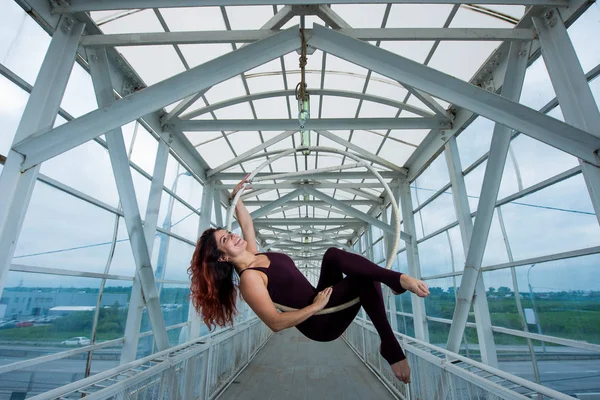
[188,178,430,384]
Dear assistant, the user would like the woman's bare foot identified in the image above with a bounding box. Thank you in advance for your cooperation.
[393,275,430,297]
[391,359,411,384]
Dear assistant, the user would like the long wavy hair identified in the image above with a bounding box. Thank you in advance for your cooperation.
[188,228,238,330]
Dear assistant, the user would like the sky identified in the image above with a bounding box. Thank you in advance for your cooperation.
[0,1,599,293]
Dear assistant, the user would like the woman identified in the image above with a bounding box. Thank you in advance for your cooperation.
[189,178,430,384]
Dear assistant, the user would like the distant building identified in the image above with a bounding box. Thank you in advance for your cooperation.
[0,289,129,319]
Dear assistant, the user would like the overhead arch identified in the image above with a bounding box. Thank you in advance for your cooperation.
[180,88,436,120]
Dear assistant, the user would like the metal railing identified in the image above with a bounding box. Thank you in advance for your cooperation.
[26,318,272,400]
[343,318,577,400]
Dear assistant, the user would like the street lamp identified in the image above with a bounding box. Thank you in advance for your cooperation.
[527,264,546,352]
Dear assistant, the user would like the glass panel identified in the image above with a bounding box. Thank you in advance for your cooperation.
[412,153,451,204]
[161,238,196,282]
[159,284,191,328]
[514,253,600,345]
[500,175,600,261]
[40,140,119,208]
[424,277,457,320]
[418,190,456,237]
[0,2,51,85]
[0,75,29,155]
[419,232,453,278]
[14,182,116,274]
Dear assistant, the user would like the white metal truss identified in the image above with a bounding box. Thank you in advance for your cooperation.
[88,46,170,351]
[0,17,84,295]
[307,25,600,167]
[533,9,600,225]
[13,27,302,171]
[446,39,529,355]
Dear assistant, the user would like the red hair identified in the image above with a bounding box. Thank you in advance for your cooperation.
[188,228,238,330]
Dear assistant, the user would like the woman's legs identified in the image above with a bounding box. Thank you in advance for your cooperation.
[321,247,406,294]
[301,248,406,364]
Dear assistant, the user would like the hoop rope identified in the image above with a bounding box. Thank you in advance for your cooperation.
[227,146,402,315]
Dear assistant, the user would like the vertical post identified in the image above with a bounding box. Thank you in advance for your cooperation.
[444,136,498,366]
[88,46,169,351]
[533,10,600,224]
[398,179,429,342]
[213,188,224,227]
[0,17,84,296]
[446,40,529,354]
[184,181,214,342]
[120,140,170,364]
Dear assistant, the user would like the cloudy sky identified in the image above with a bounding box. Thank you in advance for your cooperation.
[1,1,599,294]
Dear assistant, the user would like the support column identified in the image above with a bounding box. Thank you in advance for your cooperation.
[446,40,529,354]
[213,188,224,227]
[88,46,169,351]
[445,137,498,366]
[183,181,214,342]
[0,17,84,295]
[398,180,429,342]
[533,10,600,225]
[120,140,170,363]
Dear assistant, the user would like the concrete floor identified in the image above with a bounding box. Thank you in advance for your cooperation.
[218,329,395,400]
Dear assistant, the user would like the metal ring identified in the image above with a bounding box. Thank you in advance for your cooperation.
[226,146,401,315]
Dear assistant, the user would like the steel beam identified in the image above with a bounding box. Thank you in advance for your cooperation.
[446,40,528,355]
[216,182,390,189]
[533,10,600,225]
[89,46,170,351]
[214,171,398,181]
[308,24,600,166]
[445,137,498,366]
[54,0,570,13]
[14,27,302,171]
[120,138,170,364]
[253,218,362,226]
[213,188,224,227]
[82,28,538,47]
[207,131,295,177]
[398,179,429,342]
[316,130,407,174]
[176,117,446,132]
[231,188,303,230]
[0,18,84,296]
[182,88,434,120]
[315,5,351,29]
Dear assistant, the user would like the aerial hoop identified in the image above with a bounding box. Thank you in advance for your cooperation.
[226,146,402,315]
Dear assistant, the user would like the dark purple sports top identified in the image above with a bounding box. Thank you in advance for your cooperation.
[238,252,315,309]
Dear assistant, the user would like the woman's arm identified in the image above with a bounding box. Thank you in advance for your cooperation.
[239,272,332,332]
[231,177,258,254]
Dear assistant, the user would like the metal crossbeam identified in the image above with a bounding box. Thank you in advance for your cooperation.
[82,28,537,47]
[253,218,363,226]
[54,0,570,13]
[214,171,398,180]
[14,27,301,171]
[176,117,447,131]
[308,24,600,166]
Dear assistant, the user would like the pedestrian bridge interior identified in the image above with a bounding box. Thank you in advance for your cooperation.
[0,0,599,399]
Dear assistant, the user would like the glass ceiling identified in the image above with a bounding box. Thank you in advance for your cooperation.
[84,3,527,254]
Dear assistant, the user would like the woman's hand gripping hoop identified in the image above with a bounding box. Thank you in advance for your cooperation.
[226,146,404,315]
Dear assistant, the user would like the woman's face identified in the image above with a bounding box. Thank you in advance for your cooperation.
[213,229,247,260]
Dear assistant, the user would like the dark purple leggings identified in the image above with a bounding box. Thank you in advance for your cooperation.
[295,248,407,364]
